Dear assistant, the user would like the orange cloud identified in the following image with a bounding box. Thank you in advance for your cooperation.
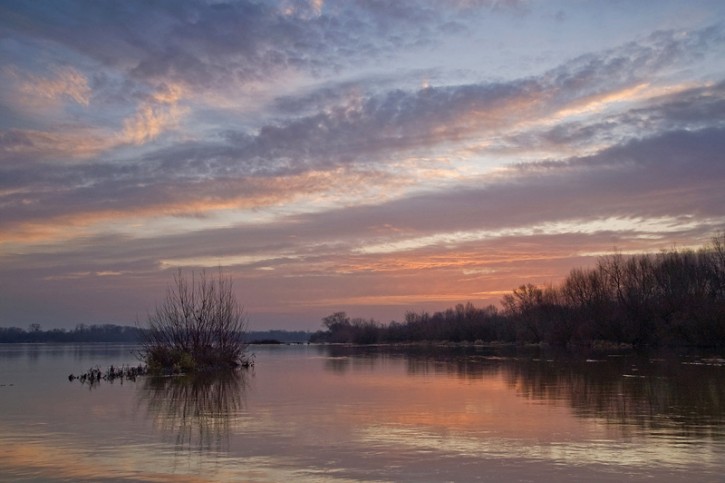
[0,168,398,247]
[121,83,187,145]
[0,81,188,161]
[0,127,118,160]
[11,66,92,107]
[569,82,701,121]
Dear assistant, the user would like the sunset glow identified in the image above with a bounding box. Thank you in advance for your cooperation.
[1,1,725,330]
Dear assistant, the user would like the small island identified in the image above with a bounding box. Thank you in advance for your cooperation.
[140,269,253,374]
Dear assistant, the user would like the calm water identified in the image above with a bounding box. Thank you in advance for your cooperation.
[0,343,723,482]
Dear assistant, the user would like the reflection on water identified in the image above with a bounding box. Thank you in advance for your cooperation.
[319,345,725,441]
[506,352,725,440]
[0,343,724,482]
[0,343,138,365]
[139,370,249,452]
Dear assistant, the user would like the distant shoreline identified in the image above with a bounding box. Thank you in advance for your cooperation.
[0,325,313,345]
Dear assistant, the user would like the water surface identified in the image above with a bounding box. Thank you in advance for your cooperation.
[0,343,723,482]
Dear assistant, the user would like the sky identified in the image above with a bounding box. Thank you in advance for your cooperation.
[1,0,725,331]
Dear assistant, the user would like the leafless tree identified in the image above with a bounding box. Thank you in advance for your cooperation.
[141,269,249,373]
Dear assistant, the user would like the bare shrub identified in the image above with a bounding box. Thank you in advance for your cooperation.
[141,269,250,374]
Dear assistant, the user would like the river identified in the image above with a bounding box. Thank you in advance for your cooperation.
[0,343,723,482]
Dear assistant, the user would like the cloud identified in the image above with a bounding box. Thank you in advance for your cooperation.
[248,26,725,168]
[0,78,187,163]
[2,26,724,251]
[0,0,536,94]
[6,125,723,276]
[0,164,406,249]
[493,81,725,156]
[121,83,186,145]
[5,65,91,107]
[0,127,115,163]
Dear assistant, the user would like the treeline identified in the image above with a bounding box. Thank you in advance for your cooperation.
[311,235,725,348]
[0,324,145,343]
[0,324,313,344]
[309,306,509,345]
[247,330,312,343]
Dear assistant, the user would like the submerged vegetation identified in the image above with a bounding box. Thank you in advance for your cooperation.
[312,235,725,348]
[140,269,251,374]
[69,364,148,386]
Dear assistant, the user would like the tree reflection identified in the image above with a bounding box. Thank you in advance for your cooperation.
[318,345,725,439]
[502,352,725,439]
[139,370,249,452]
[318,345,382,374]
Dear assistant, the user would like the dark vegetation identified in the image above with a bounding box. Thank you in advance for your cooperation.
[247,330,312,343]
[0,325,311,344]
[0,324,144,343]
[68,364,148,386]
[311,235,725,348]
[249,339,283,345]
[140,269,252,374]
